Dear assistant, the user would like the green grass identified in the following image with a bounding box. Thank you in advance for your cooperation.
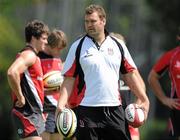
[140,119,168,140]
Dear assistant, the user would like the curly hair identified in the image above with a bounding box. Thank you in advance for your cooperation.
[25,20,49,43]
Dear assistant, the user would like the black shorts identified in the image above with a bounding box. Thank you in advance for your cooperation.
[170,109,180,137]
[12,109,45,138]
[44,111,58,133]
[75,105,131,140]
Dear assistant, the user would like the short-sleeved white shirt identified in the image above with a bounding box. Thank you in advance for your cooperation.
[63,35,137,107]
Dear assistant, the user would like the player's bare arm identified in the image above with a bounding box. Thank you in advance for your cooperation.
[123,69,149,120]
[148,69,180,109]
[56,77,75,114]
[7,50,37,107]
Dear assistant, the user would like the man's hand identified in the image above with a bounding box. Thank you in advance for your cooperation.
[15,95,25,107]
[162,97,180,110]
[55,101,67,121]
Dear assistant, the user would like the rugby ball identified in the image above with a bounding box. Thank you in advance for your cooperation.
[125,103,145,128]
[56,108,77,138]
[43,71,63,90]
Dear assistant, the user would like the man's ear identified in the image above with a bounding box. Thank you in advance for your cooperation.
[102,18,106,26]
[31,36,36,41]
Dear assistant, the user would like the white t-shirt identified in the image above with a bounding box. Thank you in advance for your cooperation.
[63,35,137,107]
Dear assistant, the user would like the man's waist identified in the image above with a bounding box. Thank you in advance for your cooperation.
[80,101,121,107]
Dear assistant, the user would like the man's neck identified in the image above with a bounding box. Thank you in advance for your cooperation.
[28,42,38,53]
[93,32,106,46]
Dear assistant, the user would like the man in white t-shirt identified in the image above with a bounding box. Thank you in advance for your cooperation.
[56,4,149,140]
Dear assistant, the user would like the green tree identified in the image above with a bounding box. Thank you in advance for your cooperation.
[146,0,180,49]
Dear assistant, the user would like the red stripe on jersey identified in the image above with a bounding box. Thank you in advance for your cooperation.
[64,60,77,77]
[65,60,86,108]
[121,58,136,74]
[68,75,86,108]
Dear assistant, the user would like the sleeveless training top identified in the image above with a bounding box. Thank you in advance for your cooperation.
[153,46,180,110]
[38,51,63,112]
[12,45,44,114]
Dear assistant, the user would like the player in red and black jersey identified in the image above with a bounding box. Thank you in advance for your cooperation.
[148,27,180,138]
[7,20,49,140]
[38,29,67,140]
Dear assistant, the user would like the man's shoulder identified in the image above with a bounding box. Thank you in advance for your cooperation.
[70,35,87,49]
[21,49,37,57]
[16,49,38,67]
[162,47,180,58]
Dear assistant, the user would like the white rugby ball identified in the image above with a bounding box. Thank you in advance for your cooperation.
[43,71,63,89]
[56,108,77,138]
[125,103,145,128]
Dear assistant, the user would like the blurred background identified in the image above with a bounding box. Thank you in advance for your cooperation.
[0,0,180,139]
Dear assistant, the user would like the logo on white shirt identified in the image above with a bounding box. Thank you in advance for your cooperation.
[108,48,114,55]
[84,50,93,57]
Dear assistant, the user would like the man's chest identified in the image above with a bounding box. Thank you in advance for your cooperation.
[80,46,121,70]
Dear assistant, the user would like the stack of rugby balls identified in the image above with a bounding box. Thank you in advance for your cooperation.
[56,108,77,138]
[125,103,145,128]
[43,71,64,91]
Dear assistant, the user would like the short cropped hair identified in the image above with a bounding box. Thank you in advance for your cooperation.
[25,20,49,43]
[48,29,67,49]
[85,4,106,20]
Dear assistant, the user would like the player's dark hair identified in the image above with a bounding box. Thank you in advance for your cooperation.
[25,20,49,43]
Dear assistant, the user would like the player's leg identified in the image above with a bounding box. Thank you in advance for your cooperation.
[21,136,42,140]
[41,131,50,140]
[42,112,63,140]
[50,133,63,140]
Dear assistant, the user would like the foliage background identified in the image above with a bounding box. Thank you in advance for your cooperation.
[0,0,180,139]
